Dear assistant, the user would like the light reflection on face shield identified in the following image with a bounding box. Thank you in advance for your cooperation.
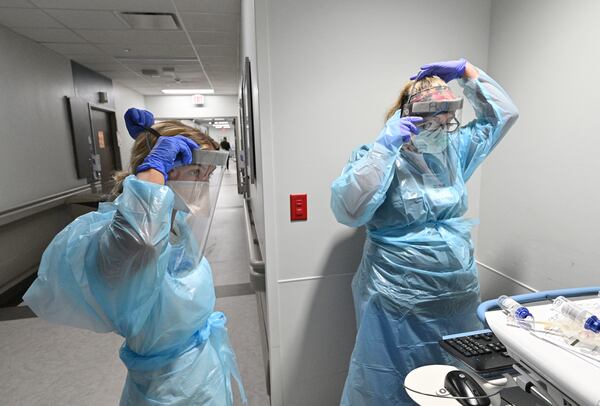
[165,149,229,267]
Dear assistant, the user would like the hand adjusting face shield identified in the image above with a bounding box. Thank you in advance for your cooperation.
[166,149,229,266]
[402,85,463,153]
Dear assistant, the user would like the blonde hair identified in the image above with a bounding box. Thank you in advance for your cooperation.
[385,76,448,121]
[111,120,219,196]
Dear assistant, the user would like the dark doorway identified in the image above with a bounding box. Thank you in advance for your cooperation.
[90,108,119,192]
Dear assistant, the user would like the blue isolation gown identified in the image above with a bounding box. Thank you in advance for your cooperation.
[331,68,518,405]
[24,175,246,406]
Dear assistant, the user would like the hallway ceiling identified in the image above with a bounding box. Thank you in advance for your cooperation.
[0,0,240,95]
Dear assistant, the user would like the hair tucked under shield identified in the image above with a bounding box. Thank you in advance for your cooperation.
[111,120,220,196]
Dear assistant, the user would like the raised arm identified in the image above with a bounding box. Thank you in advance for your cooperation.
[330,112,422,227]
[456,64,519,180]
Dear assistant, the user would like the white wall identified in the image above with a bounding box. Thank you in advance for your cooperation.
[113,82,145,169]
[241,0,268,257]
[477,0,600,296]
[0,26,146,292]
[0,25,82,291]
[0,24,84,211]
[144,95,237,119]
[251,0,492,404]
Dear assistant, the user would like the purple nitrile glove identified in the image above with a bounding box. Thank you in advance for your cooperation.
[410,58,467,83]
[136,135,199,181]
[375,110,423,151]
[124,108,155,139]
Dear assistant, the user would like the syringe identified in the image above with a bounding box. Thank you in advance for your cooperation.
[497,295,533,320]
[552,296,600,333]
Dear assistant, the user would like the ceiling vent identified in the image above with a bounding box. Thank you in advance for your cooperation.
[141,68,160,76]
[118,12,180,30]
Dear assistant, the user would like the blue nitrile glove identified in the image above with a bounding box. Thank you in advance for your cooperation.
[136,135,199,181]
[124,108,155,139]
[410,58,467,82]
[375,111,423,151]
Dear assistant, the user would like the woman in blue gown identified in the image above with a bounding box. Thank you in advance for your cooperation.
[331,59,519,405]
[24,116,246,405]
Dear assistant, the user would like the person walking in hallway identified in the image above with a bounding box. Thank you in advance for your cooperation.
[220,136,232,170]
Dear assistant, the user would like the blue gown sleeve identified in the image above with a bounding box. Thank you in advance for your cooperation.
[93,175,174,336]
[455,67,519,181]
[23,175,174,336]
[330,142,398,227]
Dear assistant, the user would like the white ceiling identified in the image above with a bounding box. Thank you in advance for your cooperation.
[0,0,240,95]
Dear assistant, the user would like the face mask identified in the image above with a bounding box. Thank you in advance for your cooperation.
[412,127,449,154]
[168,181,211,217]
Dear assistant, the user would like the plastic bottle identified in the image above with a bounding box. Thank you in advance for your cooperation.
[497,295,533,320]
[552,296,600,333]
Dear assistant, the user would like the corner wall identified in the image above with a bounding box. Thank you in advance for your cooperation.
[477,0,600,296]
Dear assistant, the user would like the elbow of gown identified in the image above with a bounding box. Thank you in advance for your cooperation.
[330,143,398,228]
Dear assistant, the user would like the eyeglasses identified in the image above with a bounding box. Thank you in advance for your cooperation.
[418,115,460,132]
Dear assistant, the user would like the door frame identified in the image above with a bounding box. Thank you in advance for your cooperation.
[89,104,122,172]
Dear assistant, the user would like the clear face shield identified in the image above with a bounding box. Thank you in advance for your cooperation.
[166,149,229,267]
[402,85,463,153]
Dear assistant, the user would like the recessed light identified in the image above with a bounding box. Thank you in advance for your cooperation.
[161,89,214,95]
[123,48,131,53]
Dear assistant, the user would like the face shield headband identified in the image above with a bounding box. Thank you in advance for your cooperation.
[402,85,463,133]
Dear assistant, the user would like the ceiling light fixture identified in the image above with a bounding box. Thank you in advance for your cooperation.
[161,89,214,95]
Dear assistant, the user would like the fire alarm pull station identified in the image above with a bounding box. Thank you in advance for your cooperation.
[290,194,307,221]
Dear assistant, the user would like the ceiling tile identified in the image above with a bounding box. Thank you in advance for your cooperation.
[177,71,208,80]
[204,65,238,74]
[66,54,117,63]
[179,12,238,32]
[201,55,237,66]
[116,57,197,67]
[98,43,195,58]
[99,71,142,79]
[29,0,174,12]
[0,1,35,7]
[82,62,129,72]
[0,8,62,28]
[44,42,104,55]
[76,29,188,45]
[173,0,240,14]
[155,64,204,73]
[11,27,85,43]
[189,30,237,45]
[117,78,154,85]
[195,44,237,58]
[46,9,128,30]
[207,73,236,82]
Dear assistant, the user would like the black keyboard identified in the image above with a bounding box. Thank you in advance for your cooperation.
[440,330,515,375]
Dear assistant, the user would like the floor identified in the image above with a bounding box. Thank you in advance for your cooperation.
[0,162,270,406]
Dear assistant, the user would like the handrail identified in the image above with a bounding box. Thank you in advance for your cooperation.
[477,286,600,324]
[0,181,103,227]
[242,198,265,271]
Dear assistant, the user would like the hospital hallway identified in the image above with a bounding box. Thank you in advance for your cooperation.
[0,164,270,406]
